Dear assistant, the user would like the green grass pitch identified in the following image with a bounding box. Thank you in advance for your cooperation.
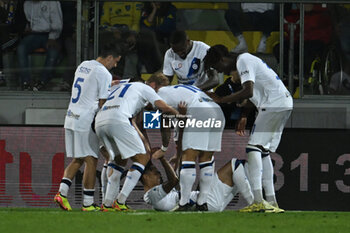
[1,208,350,233]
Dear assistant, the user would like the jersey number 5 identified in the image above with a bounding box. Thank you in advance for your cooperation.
[71,77,84,103]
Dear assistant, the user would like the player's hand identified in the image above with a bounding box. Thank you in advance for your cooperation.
[206,92,221,103]
[177,101,187,115]
[111,79,120,86]
[237,99,248,107]
[152,149,166,159]
[235,117,247,136]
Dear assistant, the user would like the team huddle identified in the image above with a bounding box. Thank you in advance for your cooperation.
[53,30,293,213]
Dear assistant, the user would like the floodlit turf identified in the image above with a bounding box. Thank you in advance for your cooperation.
[1,208,350,233]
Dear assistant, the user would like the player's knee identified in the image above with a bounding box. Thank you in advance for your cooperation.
[130,162,145,175]
[84,156,98,167]
[132,153,150,166]
[72,158,84,165]
[107,163,124,182]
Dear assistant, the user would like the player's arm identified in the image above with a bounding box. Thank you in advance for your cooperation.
[152,102,187,163]
[216,81,254,104]
[235,102,255,136]
[152,150,179,193]
[196,69,220,91]
[160,156,179,193]
[132,112,151,155]
[98,99,107,109]
[154,100,179,116]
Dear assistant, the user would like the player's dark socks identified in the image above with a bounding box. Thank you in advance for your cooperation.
[196,203,208,211]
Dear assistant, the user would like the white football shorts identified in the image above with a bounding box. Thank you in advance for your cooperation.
[248,109,292,152]
[96,123,146,160]
[182,107,225,152]
[207,172,238,212]
[65,128,100,158]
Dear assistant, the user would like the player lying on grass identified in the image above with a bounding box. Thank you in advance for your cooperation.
[142,151,256,212]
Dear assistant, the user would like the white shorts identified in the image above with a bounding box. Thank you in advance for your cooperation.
[248,109,292,152]
[207,173,238,212]
[96,123,146,160]
[65,128,100,158]
[182,107,225,152]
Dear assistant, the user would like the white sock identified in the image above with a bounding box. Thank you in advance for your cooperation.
[232,159,254,205]
[197,158,215,205]
[262,154,277,205]
[257,35,267,53]
[246,145,263,203]
[104,163,124,207]
[59,178,72,197]
[179,161,196,206]
[237,34,246,43]
[101,163,108,202]
[117,162,144,205]
[83,188,95,207]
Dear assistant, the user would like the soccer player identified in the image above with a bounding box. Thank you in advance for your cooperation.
[99,113,151,210]
[148,73,225,211]
[94,74,180,211]
[54,43,122,211]
[142,150,255,212]
[163,30,219,91]
[203,45,293,212]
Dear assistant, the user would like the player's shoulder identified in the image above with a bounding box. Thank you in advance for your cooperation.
[193,40,210,49]
[237,53,258,65]
[164,48,175,58]
[237,52,255,60]
[133,82,155,92]
[158,86,172,95]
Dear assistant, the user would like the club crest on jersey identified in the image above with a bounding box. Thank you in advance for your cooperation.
[143,110,161,129]
[174,62,182,71]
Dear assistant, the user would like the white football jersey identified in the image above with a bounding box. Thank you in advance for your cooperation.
[237,53,293,111]
[144,185,198,211]
[163,41,210,86]
[143,185,179,211]
[64,60,112,131]
[157,85,218,109]
[95,82,162,126]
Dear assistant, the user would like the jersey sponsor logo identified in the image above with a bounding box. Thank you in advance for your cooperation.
[78,66,91,74]
[240,70,249,76]
[66,110,80,120]
[198,97,213,102]
[143,110,161,129]
[101,105,120,111]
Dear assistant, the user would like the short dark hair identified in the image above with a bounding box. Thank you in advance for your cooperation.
[141,161,162,184]
[204,44,229,71]
[98,30,124,58]
[98,42,123,58]
[169,30,187,45]
[204,44,238,71]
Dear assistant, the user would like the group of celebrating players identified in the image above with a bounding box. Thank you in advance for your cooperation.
[53,30,293,213]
